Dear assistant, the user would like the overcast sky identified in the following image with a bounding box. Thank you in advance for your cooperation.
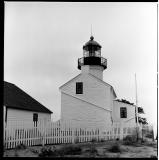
[4,2,157,134]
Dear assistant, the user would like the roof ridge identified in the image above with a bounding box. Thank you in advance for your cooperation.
[59,73,81,89]
[4,81,53,113]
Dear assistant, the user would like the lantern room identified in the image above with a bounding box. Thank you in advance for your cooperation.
[83,36,101,57]
[78,36,107,70]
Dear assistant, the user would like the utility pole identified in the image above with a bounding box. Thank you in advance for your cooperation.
[135,73,139,141]
[135,73,139,125]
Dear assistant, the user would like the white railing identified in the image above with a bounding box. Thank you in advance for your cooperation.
[3,120,142,149]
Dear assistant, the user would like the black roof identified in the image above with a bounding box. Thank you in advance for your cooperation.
[83,36,102,49]
[3,81,53,114]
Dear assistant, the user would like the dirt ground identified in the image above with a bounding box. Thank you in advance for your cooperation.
[3,140,158,158]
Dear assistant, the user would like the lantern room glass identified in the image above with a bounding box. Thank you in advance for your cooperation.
[83,48,101,57]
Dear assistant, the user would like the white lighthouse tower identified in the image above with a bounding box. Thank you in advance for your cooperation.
[59,36,117,128]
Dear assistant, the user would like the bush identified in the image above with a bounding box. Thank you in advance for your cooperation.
[14,151,19,157]
[108,143,121,153]
[150,155,157,158]
[91,138,97,143]
[144,141,157,148]
[145,133,153,139]
[100,138,105,142]
[15,143,27,150]
[74,137,79,143]
[39,146,57,157]
[123,135,137,145]
[39,145,82,157]
[60,145,82,155]
[31,149,39,154]
[89,145,98,154]
[141,138,148,143]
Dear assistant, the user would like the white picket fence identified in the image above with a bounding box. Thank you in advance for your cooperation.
[4,120,139,149]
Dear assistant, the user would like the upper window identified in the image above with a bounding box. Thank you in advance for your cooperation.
[76,82,83,94]
[33,113,38,122]
[120,107,127,118]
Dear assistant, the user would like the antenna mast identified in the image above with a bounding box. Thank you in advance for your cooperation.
[91,24,92,37]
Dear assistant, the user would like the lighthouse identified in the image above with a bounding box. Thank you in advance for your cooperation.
[59,36,117,128]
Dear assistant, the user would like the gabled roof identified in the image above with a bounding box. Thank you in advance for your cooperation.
[59,73,117,98]
[4,81,53,114]
[59,74,81,89]
[113,100,136,107]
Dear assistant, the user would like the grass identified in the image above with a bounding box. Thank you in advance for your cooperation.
[4,139,157,158]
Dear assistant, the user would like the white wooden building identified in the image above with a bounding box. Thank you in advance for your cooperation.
[3,81,53,126]
[60,36,137,128]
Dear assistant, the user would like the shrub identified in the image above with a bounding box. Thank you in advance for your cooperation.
[39,146,57,157]
[89,145,98,154]
[60,145,82,155]
[31,149,39,154]
[39,145,82,157]
[14,150,19,157]
[123,135,137,145]
[145,133,153,139]
[74,137,79,143]
[141,138,147,143]
[100,138,105,142]
[108,143,121,153]
[144,141,157,148]
[15,143,27,150]
[91,138,97,143]
[150,155,157,158]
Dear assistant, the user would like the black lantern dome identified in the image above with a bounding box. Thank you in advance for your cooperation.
[83,36,101,49]
[78,36,107,70]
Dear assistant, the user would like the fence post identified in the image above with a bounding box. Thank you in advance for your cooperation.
[120,123,123,140]
[72,122,75,144]
[42,120,45,147]
[99,126,102,141]
[3,122,6,149]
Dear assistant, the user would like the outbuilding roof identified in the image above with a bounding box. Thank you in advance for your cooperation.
[3,81,53,114]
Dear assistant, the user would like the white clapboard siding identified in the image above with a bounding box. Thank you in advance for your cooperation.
[4,120,145,149]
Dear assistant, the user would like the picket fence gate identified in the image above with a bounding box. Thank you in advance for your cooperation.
[4,120,140,149]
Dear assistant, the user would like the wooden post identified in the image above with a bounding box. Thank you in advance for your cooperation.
[42,120,45,147]
[120,123,123,140]
[72,122,75,144]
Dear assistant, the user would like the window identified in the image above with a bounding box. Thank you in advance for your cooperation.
[76,82,83,94]
[120,107,127,118]
[33,113,38,122]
